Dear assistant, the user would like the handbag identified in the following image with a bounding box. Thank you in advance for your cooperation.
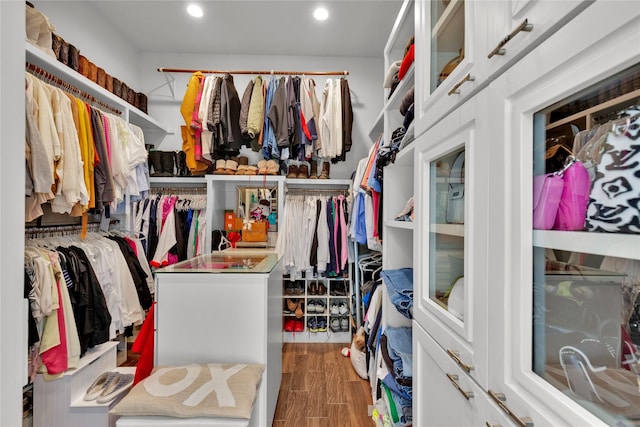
[554,157,591,230]
[585,110,640,233]
[446,150,465,224]
[533,173,564,230]
[437,48,464,87]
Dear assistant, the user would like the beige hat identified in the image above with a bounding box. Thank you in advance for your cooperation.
[383,60,402,88]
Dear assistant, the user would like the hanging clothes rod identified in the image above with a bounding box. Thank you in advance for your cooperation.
[285,188,348,195]
[25,223,101,237]
[157,67,349,76]
[26,63,122,115]
[153,186,207,194]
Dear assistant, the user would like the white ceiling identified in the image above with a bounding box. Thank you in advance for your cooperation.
[87,0,404,57]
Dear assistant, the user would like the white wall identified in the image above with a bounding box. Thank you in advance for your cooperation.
[1,3,27,426]
[139,52,383,179]
[34,1,141,90]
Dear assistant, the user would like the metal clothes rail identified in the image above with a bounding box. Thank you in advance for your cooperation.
[26,63,122,115]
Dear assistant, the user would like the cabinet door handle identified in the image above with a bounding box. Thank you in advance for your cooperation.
[446,373,474,400]
[488,19,534,59]
[447,73,476,96]
[488,390,534,427]
[446,349,474,372]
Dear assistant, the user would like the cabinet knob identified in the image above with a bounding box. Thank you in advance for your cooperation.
[488,19,534,59]
[488,390,534,427]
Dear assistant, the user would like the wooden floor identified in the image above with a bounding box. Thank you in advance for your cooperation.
[273,343,373,427]
[124,342,373,426]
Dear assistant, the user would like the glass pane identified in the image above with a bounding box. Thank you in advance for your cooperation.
[430,0,465,93]
[429,147,465,320]
[532,63,640,425]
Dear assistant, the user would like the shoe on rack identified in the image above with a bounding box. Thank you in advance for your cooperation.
[308,282,318,295]
[293,281,304,295]
[295,301,304,319]
[338,302,349,315]
[286,164,299,179]
[317,317,328,332]
[286,298,299,312]
[307,316,318,333]
[307,300,317,314]
[330,303,340,315]
[340,316,350,333]
[330,317,341,332]
[285,282,296,295]
[284,318,295,332]
[84,371,120,401]
[97,373,134,404]
[317,282,327,295]
[294,318,304,332]
[315,300,326,314]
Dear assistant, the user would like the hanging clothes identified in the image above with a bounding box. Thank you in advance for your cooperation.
[24,71,149,223]
[277,193,349,277]
[180,71,208,174]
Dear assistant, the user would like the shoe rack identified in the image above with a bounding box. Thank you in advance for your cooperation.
[282,269,353,343]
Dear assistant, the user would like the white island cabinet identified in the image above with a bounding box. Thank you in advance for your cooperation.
[153,253,283,427]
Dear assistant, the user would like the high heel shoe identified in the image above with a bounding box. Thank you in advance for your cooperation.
[287,298,298,312]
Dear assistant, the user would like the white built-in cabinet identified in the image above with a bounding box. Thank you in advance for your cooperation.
[484,3,640,426]
[410,1,640,426]
[413,88,491,395]
[413,0,592,136]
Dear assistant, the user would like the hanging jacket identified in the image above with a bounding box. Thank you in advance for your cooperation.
[262,77,279,159]
[179,72,208,173]
[219,74,242,154]
[269,76,289,148]
[239,79,254,139]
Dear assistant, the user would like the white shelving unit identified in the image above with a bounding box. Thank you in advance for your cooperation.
[33,342,134,427]
[25,42,170,136]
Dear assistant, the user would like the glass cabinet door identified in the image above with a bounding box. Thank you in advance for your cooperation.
[531,63,640,426]
[429,0,465,95]
[429,146,465,321]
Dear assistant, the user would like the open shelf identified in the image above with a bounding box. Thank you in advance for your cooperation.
[26,42,170,135]
[533,230,640,260]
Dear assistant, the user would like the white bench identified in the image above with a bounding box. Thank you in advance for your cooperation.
[116,415,249,426]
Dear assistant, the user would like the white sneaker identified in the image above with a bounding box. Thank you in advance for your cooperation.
[84,372,120,401]
[96,373,134,404]
[330,303,340,315]
[338,302,349,315]
[307,300,317,313]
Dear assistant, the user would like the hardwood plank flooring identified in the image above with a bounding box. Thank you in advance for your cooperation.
[274,343,372,427]
[124,341,372,426]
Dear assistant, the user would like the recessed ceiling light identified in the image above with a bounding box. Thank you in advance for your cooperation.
[186,4,203,18]
[313,7,329,21]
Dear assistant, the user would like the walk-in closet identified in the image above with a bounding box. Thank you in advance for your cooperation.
[2,1,640,427]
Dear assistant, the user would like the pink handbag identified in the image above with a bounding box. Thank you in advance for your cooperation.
[554,159,590,230]
[533,173,564,230]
